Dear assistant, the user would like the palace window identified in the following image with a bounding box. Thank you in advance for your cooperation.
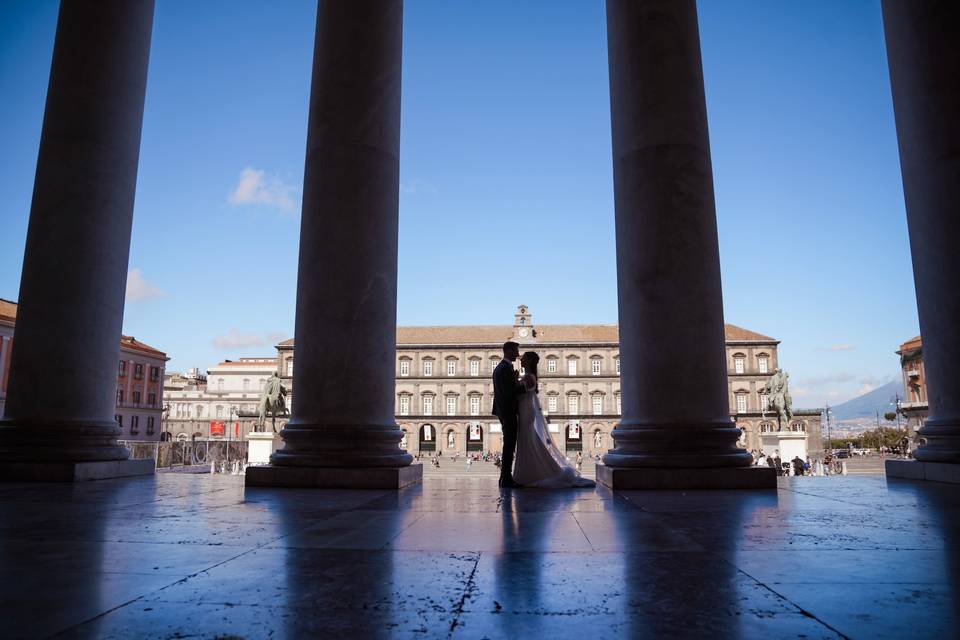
[115,414,123,426]
[547,358,557,373]
[567,359,578,376]
[616,393,622,414]
[243,378,250,391]
[150,366,160,382]
[423,396,433,416]
[423,361,433,377]
[399,360,410,376]
[118,360,127,376]
[146,416,155,435]
[568,395,580,415]
[217,378,224,392]
[287,359,294,376]
[758,355,769,374]
[591,359,601,376]
[446,396,456,415]
[117,388,124,404]
[469,360,479,376]
[399,396,409,415]
[134,364,143,379]
[490,358,499,372]
[791,421,806,433]
[548,396,558,413]
[130,415,140,434]
[133,390,141,405]
[216,406,224,418]
[760,422,775,433]
[736,393,747,414]
[148,392,156,406]
[592,395,603,415]
[469,395,480,416]
[760,393,769,412]
[734,355,745,374]
[447,360,456,376]
[615,358,620,375]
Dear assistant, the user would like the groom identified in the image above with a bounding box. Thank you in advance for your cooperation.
[492,341,526,488]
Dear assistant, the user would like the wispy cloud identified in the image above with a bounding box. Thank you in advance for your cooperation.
[814,344,855,352]
[799,372,857,388]
[228,167,298,212]
[212,329,289,350]
[212,329,264,350]
[125,268,162,302]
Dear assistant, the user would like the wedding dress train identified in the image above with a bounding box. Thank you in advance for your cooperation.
[513,376,595,488]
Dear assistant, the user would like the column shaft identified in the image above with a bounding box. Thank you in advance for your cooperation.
[0,0,154,462]
[603,0,751,468]
[882,1,960,462]
[270,0,411,468]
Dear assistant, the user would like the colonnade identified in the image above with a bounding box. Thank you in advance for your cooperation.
[0,0,956,487]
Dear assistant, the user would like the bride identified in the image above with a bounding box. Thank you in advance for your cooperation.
[513,351,595,488]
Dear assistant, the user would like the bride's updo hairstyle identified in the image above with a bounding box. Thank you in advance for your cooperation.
[522,351,540,378]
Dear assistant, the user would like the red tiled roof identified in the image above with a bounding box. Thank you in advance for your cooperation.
[120,335,167,358]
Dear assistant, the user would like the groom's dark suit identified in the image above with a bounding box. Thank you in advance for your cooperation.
[492,359,526,485]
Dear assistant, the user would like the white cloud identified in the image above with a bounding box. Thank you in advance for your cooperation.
[228,167,298,212]
[212,329,264,350]
[125,268,162,302]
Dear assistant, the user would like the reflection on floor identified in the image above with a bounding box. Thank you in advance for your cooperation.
[0,473,957,638]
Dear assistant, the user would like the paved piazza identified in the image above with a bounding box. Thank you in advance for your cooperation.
[1,473,957,639]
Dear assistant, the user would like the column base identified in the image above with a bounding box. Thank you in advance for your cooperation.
[885,459,960,484]
[245,462,422,489]
[596,464,776,490]
[0,458,155,482]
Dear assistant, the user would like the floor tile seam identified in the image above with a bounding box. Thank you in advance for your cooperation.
[570,512,596,551]
[732,566,852,640]
[375,512,429,550]
[47,544,267,639]
[448,551,482,639]
[778,485,884,509]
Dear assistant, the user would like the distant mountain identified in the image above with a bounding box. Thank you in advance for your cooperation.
[829,381,901,422]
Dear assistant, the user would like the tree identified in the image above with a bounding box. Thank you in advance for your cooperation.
[884,411,897,422]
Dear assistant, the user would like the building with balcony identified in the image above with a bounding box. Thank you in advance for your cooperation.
[1,299,168,441]
[163,358,277,441]
[897,335,928,442]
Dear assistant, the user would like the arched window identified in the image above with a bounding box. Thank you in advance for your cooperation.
[567,356,579,376]
[736,392,748,414]
[567,392,580,415]
[546,356,558,373]
[759,422,776,434]
[790,421,807,433]
[242,378,250,391]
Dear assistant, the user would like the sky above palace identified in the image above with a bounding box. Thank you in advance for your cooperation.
[0,1,917,409]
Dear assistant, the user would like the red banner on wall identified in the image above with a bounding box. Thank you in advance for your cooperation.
[210,421,225,436]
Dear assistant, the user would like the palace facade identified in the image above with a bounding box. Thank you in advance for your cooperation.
[272,306,822,458]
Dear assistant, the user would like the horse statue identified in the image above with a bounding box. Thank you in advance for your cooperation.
[257,371,288,433]
[762,368,793,430]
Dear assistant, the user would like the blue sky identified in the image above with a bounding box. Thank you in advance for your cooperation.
[0,0,917,408]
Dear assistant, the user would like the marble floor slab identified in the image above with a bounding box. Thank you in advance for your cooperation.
[0,473,956,638]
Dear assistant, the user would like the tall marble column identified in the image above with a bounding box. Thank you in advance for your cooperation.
[883,1,960,466]
[246,0,420,488]
[598,0,769,489]
[0,0,155,481]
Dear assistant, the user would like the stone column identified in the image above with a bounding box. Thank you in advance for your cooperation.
[246,0,419,489]
[0,0,155,482]
[598,0,769,489]
[883,1,960,467]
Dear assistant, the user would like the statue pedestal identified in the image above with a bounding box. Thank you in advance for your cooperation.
[246,432,279,466]
[761,430,807,462]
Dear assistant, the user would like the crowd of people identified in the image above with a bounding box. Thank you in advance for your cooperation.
[413,450,590,473]
[751,449,848,476]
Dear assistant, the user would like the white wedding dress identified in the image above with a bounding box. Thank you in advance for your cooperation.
[513,375,595,488]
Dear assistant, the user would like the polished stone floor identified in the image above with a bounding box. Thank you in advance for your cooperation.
[0,473,958,639]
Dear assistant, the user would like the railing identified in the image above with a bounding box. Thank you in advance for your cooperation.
[118,440,248,471]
